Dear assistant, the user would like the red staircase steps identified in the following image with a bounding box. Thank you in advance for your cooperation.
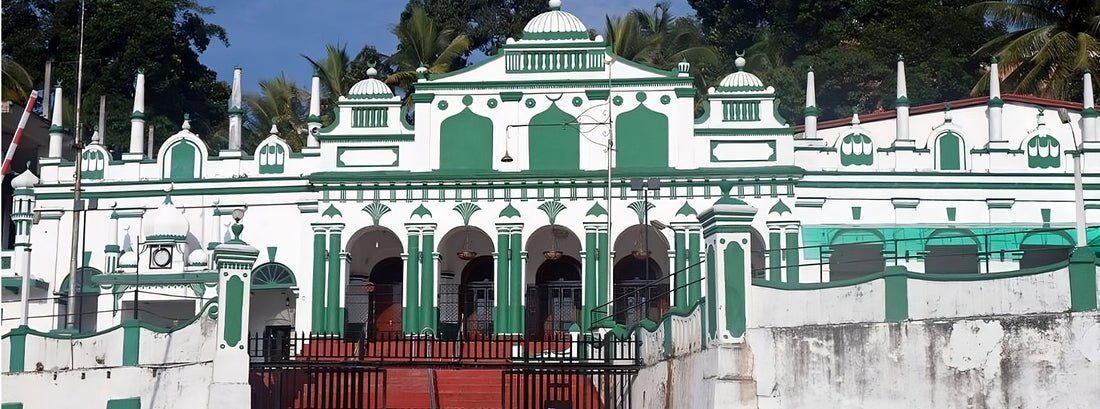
[434,368,506,409]
[383,368,433,409]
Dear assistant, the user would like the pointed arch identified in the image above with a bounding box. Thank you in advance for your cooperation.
[528,102,579,170]
[615,103,669,168]
[440,108,493,170]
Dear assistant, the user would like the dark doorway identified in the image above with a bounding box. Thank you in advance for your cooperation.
[527,256,582,341]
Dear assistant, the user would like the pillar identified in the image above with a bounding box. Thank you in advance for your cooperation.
[48,84,64,158]
[1083,70,1097,144]
[495,224,518,334]
[404,226,421,334]
[895,55,911,145]
[11,172,38,326]
[227,66,243,152]
[105,205,120,274]
[988,57,1005,145]
[326,225,344,335]
[804,67,819,140]
[687,227,702,302]
[508,227,524,334]
[767,225,782,282]
[784,224,801,283]
[419,226,437,335]
[582,223,600,330]
[697,195,758,342]
[310,226,327,333]
[208,219,259,408]
[128,71,146,158]
[670,222,690,307]
[307,69,322,149]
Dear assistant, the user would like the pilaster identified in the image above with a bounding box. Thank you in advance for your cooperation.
[697,195,758,343]
[326,225,344,335]
[404,226,421,334]
[209,219,259,409]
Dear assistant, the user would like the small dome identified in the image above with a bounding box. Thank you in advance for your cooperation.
[347,78,393,99]
[187,249,208,266]
[716,55,766,92]
[119,251,137,268]
[143,195,189,240]
[522,1,588,41]
[11,171,39,188]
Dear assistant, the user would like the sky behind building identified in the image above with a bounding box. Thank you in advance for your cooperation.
[197,0,693,93]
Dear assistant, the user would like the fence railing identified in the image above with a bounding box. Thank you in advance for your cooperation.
[248,330,638,366]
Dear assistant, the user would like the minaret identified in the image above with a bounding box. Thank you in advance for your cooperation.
[11,170,39,326]
[306,67,322,149]
[988,57,1004,145]
[128,70,146,157]
[1083,70,1097,144]
[895,55,911,145]
[48,83,64,158]
[90,126,102,145]
[227,66,243,152]
[105,202,121,274]
[804,67,819,140]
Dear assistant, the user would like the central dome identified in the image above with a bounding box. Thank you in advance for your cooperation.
[143,195,189,241]
[522,0,588,41]
[347,78,394,99]
[716,55,766,92]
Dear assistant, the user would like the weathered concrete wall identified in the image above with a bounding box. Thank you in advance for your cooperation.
[907,270,1072,320]
[750,280,885,327]
[748,312,1100,409]
[1,363,212,409]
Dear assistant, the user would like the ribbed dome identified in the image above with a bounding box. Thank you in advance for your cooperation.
[119,251,137,268]
[522,1,588,41]
[347,78,393,99]
[187,249,208,266]
[143,195,189,240]
[716,55,766,92]
[11,171,39,188]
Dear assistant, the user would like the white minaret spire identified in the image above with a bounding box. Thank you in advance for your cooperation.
[128,70,146,155]
[988,57,1004,144]
[804,66,819,140]
[895,54,911,144]
[1083,69,1097,143]
[228,66,243,151]
[307,67,322,148]
[48,83,64,158]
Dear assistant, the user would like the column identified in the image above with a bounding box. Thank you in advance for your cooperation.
[508,227,523,334]
[495,225,513,334]
[404,227,421,334]
[326,226,344,335]
[595,225,610,326]
[582,224,599,330]
[671,224,688,308]
[687,227,702,303]
[784,225,801,284]
[11,176,36,327]
[310,226,327,333]
[419,226,437,335]
[209,220,259,409]
[768,226,782,282]
[127,71,146,159]
[697,196,758,342]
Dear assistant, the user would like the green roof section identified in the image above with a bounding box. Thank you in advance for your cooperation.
[499,203,522,218]
[411,204,432,218]
[769,199,792,215]
[586,202,607,217]
[675,201,697,217]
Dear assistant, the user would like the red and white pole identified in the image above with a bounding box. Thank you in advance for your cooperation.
[1,91,40,176]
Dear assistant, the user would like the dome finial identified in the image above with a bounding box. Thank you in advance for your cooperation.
[367,66,378,79]
[735,51,746,71]
[549,0,561,10]
[181,113,191,130]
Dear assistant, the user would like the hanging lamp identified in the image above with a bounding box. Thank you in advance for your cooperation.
[457,226,477,260]
[543,225,563,260]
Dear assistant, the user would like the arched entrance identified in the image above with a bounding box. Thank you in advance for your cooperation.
[345,227,404,339]
[612,224,670,326]
[436,226,494,339]
[525,225,583,340]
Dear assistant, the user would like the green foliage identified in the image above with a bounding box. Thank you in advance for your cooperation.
[404,0,547,55]
[243,74,307,152]
[386,5,472,98]
[2,58,34,104]
[691,0,1006,122]
[968,0,1100,99]
[1,0,231,152]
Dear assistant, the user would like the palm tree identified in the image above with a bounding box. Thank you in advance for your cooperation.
[2,58,34,104]
[968,0,1100,99]
[385,5,471,96]
[243,74,308,151]
[605,3,719,71]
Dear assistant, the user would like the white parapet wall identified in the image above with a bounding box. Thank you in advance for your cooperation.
[749,279,885,327]
[2,300,217,408]
[907,265,1073,320]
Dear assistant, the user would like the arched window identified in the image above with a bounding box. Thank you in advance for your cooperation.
[827,229,886,280]
[924,229,980,274]
[936,131,964,170]
[251,262,297,289]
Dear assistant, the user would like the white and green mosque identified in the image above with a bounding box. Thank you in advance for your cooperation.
[3,2,1100,409]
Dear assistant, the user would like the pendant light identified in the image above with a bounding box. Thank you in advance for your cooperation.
[543,224,563,261]
[457,226,477,260]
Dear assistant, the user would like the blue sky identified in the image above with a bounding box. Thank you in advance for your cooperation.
[197,0,693,94]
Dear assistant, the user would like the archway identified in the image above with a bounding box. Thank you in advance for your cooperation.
[612,224,670,326]
[345,226,404,338]
[249,262,297,360]
[525,225,583,340]
[436,226,495,339]
[1020,229,1074,269]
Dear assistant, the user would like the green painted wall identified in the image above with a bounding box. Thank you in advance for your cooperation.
[327,230,343,335]
[168,141,198,180]
[440,108,493,171]
[724,241,747,337]
[529,103,579,170]
[404,232,420,334]
[705,245,717,338]
[688,232,701,302]
[225,276,244,346]
[615,102,669,168]
[768,231,782,282]
[509,231,523,333]
[419,232,436,334]
[785,231,800,283]
[311,230,326,333]
[496,231,510,333]
[938,131,962,170]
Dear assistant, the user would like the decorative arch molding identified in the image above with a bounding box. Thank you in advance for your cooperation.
[615,95,669,168]
[255,135,290,174]
[439,108,493,171]
[251,262,297,289]
[157,129,209,181]
[57,267,103,296]
[926,128,968,171]
[80,146,110,180]
[528,102,579,170]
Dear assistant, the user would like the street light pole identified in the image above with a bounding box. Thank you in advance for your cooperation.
[1058,108,1087,247]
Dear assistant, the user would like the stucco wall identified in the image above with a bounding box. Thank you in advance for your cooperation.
[1,363,212,409]
[747,312,1100,409]
[750,280,885,327]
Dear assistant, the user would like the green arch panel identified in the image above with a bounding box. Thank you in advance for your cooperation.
[440,108,493,171]
[724,241,746,337]
[938,131,962,170]
[167,141,198,180]
[529,103,579,170]
[251,262,297,289]
[615,104,669,168]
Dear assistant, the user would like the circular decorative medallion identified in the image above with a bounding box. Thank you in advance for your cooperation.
[572,97,583,107]
[636,92,647,102]
[462,95,473,106]
[487,98,498,108]
[661,95,672,105]
[525,98,536,108]
[612,96,624,106]
[437,100,449,110]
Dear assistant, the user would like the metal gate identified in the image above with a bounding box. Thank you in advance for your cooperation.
[502,368,633,409]
[250,363,385,409]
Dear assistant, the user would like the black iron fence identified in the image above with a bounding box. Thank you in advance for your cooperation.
[250,362,385,409]
[502,368,634,409]
[248,330,638,366]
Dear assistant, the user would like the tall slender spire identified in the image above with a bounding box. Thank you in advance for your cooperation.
[306,67,322,148]
[129,70,146,155]
[228,66,243,151]
[48,83,64,158]
[988,57,1004,144]
[1083,70,1097,143]
[804,66,819,140]
[895,55,910,143]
